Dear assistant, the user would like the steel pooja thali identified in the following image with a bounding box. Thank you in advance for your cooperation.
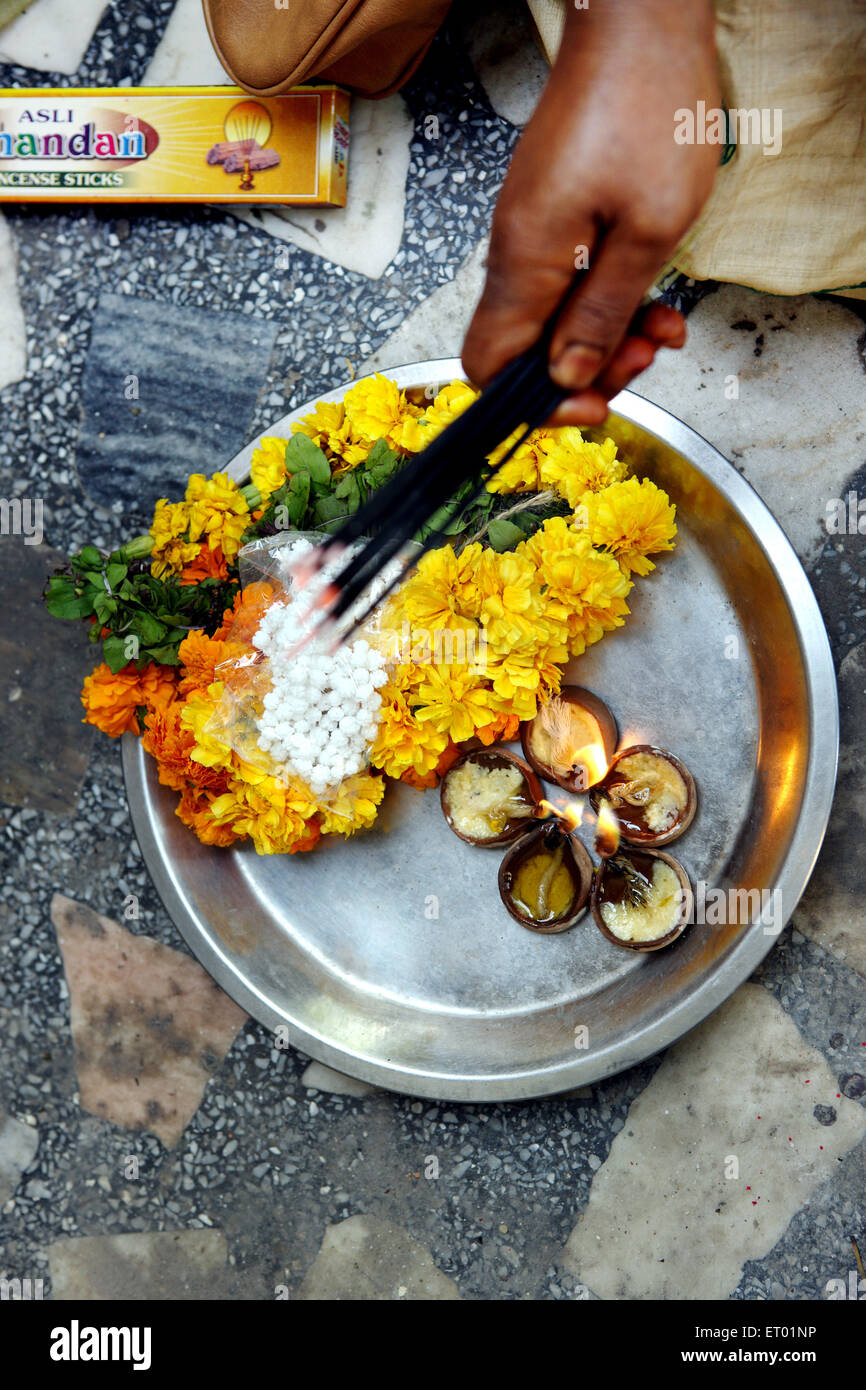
[122,358,838,1100]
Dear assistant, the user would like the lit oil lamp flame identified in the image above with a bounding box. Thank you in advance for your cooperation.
[594,800,621,859]
[569,740,609,791]
[537,797,583,834]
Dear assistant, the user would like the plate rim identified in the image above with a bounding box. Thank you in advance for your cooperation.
[122,360,839,1100]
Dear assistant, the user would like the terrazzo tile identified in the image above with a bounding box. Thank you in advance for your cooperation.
[0,213,26,391]
[636,283,866,563]
[464,0,548,127]
[0,0,108,75]
[50,894,247,1148]
[301,1062,380,1098]
[361,238,488,373]
[298,1214,460,1300]
[793,639,866,978]
[0,1111,38,1205]
[229,95,414,280]
[75,291,277,518]
[0,539,95,814]
[141,0,228,85]
[48,1228,230,1299]
[561,984,866,1300]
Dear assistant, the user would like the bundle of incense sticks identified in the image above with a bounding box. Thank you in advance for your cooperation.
[299,340,569,647]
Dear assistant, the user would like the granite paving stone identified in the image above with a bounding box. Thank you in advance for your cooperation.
[562,983,866,1300]
[75,291,278,519]
[298,1214,461,1300]
[47,1228,231,1300]
[0,539,96,814]
[0,1111,38,1206]
[51,893,248,1148]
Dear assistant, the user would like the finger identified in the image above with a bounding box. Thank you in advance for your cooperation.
[462,213,598,387]
[547,388,611,428]
[634,301,687,348]
[592,334,657,398]
[549,227,674,391]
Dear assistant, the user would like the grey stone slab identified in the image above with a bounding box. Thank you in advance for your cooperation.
[0,1111,38,1205]
[298,1215,460,1300]
[75,292,277,515]
[47,1229,230,1300]
[0,537,95,814]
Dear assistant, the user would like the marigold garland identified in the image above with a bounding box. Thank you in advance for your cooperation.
[71,377,678,855]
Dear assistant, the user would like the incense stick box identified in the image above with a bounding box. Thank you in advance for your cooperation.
[0,85,349,205]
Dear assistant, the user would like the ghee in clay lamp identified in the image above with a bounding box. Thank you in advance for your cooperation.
[591,846,693,952]
[498,817,593,933]
[440,749,542,847]
[521,686,617,793]
[592,745,696,847]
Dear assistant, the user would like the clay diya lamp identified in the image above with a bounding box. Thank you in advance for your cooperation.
[440,748,542,848]
[521,686,617,793]
[498,816,593,934]
[591,846,693,952]
[591,745,696,847]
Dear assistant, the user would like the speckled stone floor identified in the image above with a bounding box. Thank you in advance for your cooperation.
[0,0,864,1303]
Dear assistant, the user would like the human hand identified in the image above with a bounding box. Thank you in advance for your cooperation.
[462,0,721,423]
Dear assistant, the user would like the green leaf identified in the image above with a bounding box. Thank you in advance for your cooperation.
[288,469,311,525]
[92,593,117,625]
[146,644,182,666]
[102,634,132,674]
[105,562,127,590]
[45,590,94,620]
[334,472,361,513]
[134,613,168,645]
[313,494,345,525]
[487,518,526,552]
[283,433,331,485]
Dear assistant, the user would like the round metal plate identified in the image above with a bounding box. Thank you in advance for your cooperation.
[122,359,838,1100]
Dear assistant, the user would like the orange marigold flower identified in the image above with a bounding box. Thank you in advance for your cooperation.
[213,590,244,641]
[142,702,229,794]
[175,786,241,847]
[137,662,178,715]
[81,661,176,739]
[177,629,229,697]
[179,543,229,586]
[475,712,521,746]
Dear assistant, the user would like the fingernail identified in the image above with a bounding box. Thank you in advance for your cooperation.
[550,343,605,391]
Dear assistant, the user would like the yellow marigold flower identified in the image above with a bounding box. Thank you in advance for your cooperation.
[537,429,626,507]
[250,436,288,503]
[578,476,677,576]
[320,772,386,837]
[411,667,505,744]
[521,518,631,654]
[370,670,449,780]
[292,401,368,469]
[476,548,546,648]
[415,380,479,447]
[393,542,483,633]
[181,681,235,774]
[342,373,418,453]
[149,499,198,579]
[208,773,321,855]
[185,471,250,563]
[486,426,554,494]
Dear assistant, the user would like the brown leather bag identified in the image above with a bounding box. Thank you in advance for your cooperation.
[202,0,453,98]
